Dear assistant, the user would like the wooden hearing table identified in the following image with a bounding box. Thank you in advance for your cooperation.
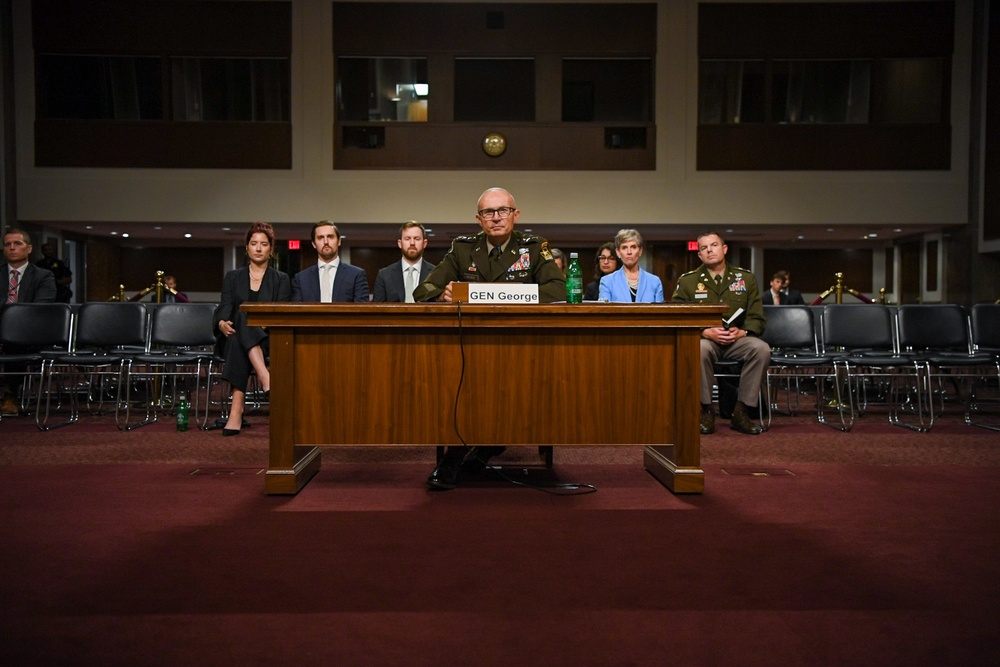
[243,302,726,495]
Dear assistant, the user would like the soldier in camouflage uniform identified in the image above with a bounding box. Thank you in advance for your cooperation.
[672,232,770,435]
[417,187,566,489]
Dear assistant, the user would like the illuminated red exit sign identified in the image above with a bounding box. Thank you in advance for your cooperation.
[687,241,699,251]
[288,240,301,250]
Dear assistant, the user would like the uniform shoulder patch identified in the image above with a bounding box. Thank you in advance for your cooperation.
[539,241,553,260]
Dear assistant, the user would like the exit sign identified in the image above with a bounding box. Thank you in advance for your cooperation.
[687,241,699,251]
[288,240,301,250]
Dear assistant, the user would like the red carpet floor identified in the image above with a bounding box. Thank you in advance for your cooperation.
[1,406,999,665]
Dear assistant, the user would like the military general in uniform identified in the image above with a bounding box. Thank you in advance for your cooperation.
[415,187,566,489]
[672,232,770,436]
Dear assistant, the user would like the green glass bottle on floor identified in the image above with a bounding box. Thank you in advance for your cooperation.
[176,393,189,432]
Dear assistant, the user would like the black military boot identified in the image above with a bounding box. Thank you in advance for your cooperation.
[730,400,762,435]
[700,404,716,435]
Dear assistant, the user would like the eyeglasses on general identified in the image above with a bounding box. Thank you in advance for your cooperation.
[478,207,516,219]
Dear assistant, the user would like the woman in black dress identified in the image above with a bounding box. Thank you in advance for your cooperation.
[214,222,291,435]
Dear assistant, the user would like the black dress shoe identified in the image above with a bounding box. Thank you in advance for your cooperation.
[460,446,507,475]
[426,460,460,490]
[222,428,241,437]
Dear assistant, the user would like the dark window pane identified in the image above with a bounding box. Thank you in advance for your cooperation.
[454,58,534,122]
[36,55,163,120]
[772,60,870,124]
[698,60,765,124]
[171,57,289,121]
[562,58,652,122]
[336,57,428,122]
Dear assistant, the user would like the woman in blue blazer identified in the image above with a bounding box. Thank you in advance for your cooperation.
[598,229,664,303]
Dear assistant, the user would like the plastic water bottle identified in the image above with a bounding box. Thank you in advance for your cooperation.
[566,252,583,304]
[176,393,189,432]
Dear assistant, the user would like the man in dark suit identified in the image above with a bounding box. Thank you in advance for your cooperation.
[291,221,369,302]
[777,270,805,305]
[35,242,72,303]
[3,229,57,307]
[3,228,57,414]
[762,272,786,305]
[372,221,436,302]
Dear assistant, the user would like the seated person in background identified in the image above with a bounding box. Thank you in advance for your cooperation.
[584,242,620,301]
[599,229,664,303]
[761,272,786,305]
[672,232,769,436]
[292,221,369,303]
[550,247,567,274]
[2,228,56,415]
[777,270,805,304]
[163,275,189,303]
[372,221,436,302]
[36,242,72,303]
[414,186,565,490]
[3,229,56,306]
[214,222,291,436]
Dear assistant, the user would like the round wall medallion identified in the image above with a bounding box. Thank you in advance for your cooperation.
[482,132,507,157]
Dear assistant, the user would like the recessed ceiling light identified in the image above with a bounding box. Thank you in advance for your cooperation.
[826,228,834,232]
[153,226,162,231]
[893,228,902,233]
[122,233,129,238]
[868,233,878,238]
[184,233,192,239]
[797,235,805,240]
[85,225,93,230]
[110,231,118,236]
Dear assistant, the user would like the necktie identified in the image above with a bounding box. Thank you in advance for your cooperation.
[6,269,18,303]
[404,266,416,303]
[321,264,334,303]
[715,274,723,288]
[489,246,502,277]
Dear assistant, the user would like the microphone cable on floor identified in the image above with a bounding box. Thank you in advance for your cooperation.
[451,300,597,496]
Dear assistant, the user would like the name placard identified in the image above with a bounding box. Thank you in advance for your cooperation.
[452,282,540,304]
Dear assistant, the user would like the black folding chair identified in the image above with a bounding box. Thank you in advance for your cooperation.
[44,302,148,429]
[120,303,218,430]
[0,303,74,428]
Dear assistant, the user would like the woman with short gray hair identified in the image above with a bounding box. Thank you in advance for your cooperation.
[598,228,664,303]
